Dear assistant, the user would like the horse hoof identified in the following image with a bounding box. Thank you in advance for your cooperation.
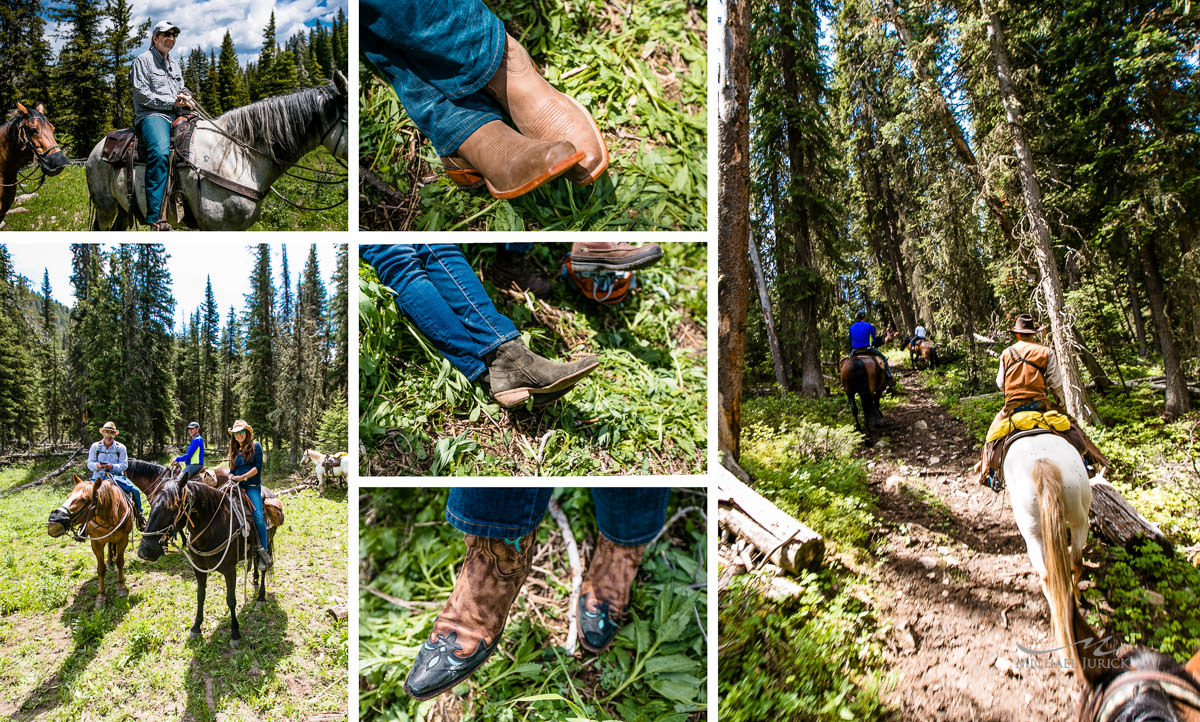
[230,639,240,649]
[117,588,128,598]
[188,630,201,641]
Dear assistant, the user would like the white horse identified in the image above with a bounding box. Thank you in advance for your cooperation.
[86,72,347,231]
[304,449,348,495]
[1005,433,1094,671]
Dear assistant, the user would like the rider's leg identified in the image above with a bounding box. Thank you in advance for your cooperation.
[871,348,894,381]
[136,115,171,225]
[243,485,272,567]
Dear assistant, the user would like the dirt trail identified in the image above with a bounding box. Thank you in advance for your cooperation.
[863,367,1080,721]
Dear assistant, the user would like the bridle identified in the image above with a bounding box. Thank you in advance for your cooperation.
[1083,669,1200,722]
[54,478,131,542]
[141,481,194,548]
[2,116,61,190]
[141,479,247,574]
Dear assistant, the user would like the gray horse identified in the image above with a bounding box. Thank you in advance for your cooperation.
[87,72,347,231]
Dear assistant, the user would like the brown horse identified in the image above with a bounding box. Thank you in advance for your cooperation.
[46,474,135,609]
[840,352,887,441]
[910,338,939,369]
[1075,641,1200,721]
[1,102,69,223]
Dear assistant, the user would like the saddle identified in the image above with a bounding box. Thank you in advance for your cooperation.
[100,115,199,224]
[321,452,347,473]
[190,468,283,529]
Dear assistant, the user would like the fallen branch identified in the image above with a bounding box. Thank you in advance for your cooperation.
[4,447,85,495]
[649,505,706,547]
[1089,478,1168,548]
[548,497,582,655]
[326,603,348,622]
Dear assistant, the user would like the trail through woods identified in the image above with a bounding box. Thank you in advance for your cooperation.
[865,363,1082,720]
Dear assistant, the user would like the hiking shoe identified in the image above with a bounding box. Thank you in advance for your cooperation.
[489,250,551,298]
[484,339,599,409]
[151,220,172,231]
[257,547,273,570]
[568,242,663,272]
[445,121,583,200]
[985,470,1003,493]
[578,536,646,654]
[405,529,538,700]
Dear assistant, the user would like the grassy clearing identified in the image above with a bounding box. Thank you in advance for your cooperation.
[358,0,707,231]
[1,148,346,232]
[359,242,707,477]
[0,461,348,722]
[358,487,707,722]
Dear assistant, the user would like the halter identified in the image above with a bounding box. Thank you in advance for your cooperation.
[1,117,59,190]
[141,480,193,547]
[1084,669,1200,722]
[56,477,132,542]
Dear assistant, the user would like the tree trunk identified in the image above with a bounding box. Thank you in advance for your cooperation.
[1138,237,1191,418]
[717,0,751,460]
[749,234,788,395]
[984,1,1100,425]
[1125,262,1149,358]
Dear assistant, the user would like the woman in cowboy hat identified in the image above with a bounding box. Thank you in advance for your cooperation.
[227,419,271,569]
[87,421,145,530]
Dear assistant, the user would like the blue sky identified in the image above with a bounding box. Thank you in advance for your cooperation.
[6,242,343,331]
[48,0,347,66]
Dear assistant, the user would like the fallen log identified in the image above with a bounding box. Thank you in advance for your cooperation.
[1089,478,1168,548]
[717,473,824,573]
[3,447,86,495]
[326,604,348,622]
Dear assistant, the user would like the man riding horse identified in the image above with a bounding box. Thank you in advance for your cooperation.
[87,421,146,530]
[910,322,927,351]
[172,421,204,480]
[974,314,1105,491]
[132,19,195,231]
[849,309,895,386]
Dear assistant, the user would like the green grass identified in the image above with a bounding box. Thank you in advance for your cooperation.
[1,148,346,232]
[0,461,348,721]
[359,242,707,476]
[358,487,707,722]
[358,0,707,231]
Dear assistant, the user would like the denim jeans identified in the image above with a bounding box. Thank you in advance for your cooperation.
[446,488,670,545]
[241,484,270,553]
[361,0,506,156]
[135,115,171,223]
[363,244,519,380]
[182,463,202,477]
[110,475,142,514]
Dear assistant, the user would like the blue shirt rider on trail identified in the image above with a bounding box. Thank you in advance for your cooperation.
[173,421,204,480]
[227,419,272,570]
[849,310,894,384]
[87,421,146,531]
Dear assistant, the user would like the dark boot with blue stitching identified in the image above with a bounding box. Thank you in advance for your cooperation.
[578,535,645,654]
[405,528,538,700]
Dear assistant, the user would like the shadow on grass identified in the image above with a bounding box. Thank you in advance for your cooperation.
[11,577,137,720]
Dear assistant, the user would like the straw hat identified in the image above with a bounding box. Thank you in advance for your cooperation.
[99,421,120,435]
[228,419,253,434]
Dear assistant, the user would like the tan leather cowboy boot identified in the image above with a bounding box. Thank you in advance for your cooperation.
[484,34,609,186]
[569,242,663,272]
[483,339,599,409]
[441,120,583,200]
[578,535,646,653]
[405,528,538,700]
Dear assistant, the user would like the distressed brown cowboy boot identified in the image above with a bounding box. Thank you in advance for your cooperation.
[568,242,663,272]
[441,121,583,200]
[405,529,538,700]
[484,34,609,186]
[578,535,646,653]
[483,339,599,409]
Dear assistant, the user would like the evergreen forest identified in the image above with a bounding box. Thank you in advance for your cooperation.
[0,243,349,468]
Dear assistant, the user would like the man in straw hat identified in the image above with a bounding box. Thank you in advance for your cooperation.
[974,314,1106,491]
[87,421,146,530]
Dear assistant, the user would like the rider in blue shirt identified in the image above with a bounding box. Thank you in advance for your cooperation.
[87,420,145,530]
[848,310,894,384]
[173,421,204,480]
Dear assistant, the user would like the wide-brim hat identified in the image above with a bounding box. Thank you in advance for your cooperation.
[1011,313,1041,334]
[228,419,253,434]
[100,421,119,435]
[152,20,180,35]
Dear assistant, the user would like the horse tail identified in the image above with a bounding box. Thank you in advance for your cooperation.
[1033,457,1081,671]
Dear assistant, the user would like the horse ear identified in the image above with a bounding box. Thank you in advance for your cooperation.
[15,101,27,115]
[92,477,103,496]
[1186,647,1200,683]
[333,70,347,96]
[34,103,44,113]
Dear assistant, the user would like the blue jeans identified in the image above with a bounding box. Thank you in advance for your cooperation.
[107,474,142,514]
[363,244,519,380]
[360,0,505,155]
[446,488,670,545]
[182,463,202,477]
[135,115,171,223]
[241,484,270,553]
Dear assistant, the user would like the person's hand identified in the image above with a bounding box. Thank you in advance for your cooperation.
[175,91,194,110]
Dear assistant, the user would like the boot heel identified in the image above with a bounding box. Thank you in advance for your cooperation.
[441,156,485,189]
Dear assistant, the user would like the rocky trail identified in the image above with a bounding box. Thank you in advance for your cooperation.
[863,366,1084,721]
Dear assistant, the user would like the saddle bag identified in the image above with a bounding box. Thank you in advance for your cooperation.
[101,129,138,165]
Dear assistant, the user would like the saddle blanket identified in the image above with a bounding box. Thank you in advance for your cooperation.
[986,409,1070,443]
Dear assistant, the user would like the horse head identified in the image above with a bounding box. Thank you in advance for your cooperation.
[321,73,349,161]
[138,476,188,561]
[47,473,95,538]
[1078,645,1200,722]
[14,102,68,176]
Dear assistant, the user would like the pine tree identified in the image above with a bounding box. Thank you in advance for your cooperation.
[219,305,240,441]
[38,270,67,444]
[51,0,111,152]
[329,244,348,394]
[254,11,280,100]
[202,49,221,115]
[332,8,348,75]
[0,0,52,111]
[242,244,277,450]
[0,245,39,445]
[102,0,149,128]
[216,31,249,110]
[201,277,220,441]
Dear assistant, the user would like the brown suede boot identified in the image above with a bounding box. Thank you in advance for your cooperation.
[578,535,646,653]
[483,339,599,408]
[405,528,538,700]
[443,120,583,200]
[484,34,609,186]
[569,242,663,272]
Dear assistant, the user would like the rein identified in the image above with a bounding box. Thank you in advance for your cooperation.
[60,479,132,542]
[146,480,251,574]
[0,120,53,191]
[1084,670,1200,722]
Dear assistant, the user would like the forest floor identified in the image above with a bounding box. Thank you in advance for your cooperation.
[863,362,1080,720]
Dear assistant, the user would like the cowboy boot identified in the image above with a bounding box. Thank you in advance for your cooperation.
[489,248,551,298]
[442,121,583,200]
[578,535,645,653]
[483,339,599,409]
[257,546,273,570]
[568,242,663,272]
[405,529,538,700]
[134,504,146,532]
[484,34,609,186]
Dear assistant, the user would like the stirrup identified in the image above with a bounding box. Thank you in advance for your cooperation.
[984,470,1003,493]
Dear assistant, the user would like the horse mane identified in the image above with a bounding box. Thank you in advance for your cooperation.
[127,459,169,480]
[215,83,342,165]
[1084,649,1200,722]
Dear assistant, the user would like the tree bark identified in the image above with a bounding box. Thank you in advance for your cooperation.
[717,0,752,460]
[984,1,1100,425]
[1138,237,1191,418]
[717,474,825,573]
[749,234,788,395]
[1126,263,1149,358]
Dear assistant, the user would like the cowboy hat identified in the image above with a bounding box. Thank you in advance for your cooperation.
[1011,314,1041,334]
[228,419,253,434]
[99,421,120,435]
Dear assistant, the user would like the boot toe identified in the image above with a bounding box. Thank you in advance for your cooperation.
[578,594,619,653]
[405,633,497,700]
